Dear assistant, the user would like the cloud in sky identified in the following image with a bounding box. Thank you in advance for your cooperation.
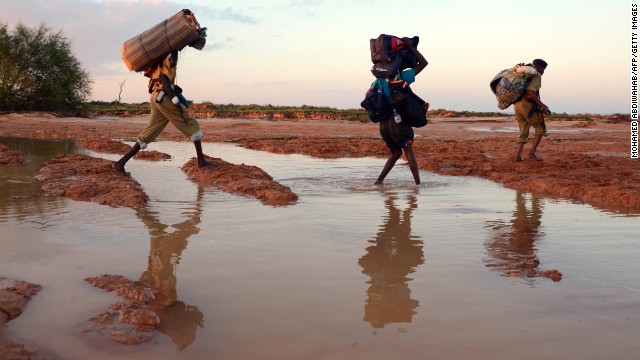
[216,7,260,24]
[0,0,629,113]
[290,0,324,6]
[0,0,255,74]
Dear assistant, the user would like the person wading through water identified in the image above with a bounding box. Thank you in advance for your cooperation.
[113,50,215,175]
[513,59,549,161]
[368,38,428,185]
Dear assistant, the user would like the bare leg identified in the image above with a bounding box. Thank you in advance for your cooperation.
[514,143,525,162]
[404,143,421,185]
[528,134,543,161]
[194,140,217,168]
[375,148,402,185]
[113,142,141,176]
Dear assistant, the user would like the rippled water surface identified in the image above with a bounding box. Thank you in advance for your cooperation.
[1,138,638,360]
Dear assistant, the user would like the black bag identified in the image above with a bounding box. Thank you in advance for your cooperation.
[369,34,420,78]
[370,56,404,78]
[389,81,428,128]
[360,87,393,123]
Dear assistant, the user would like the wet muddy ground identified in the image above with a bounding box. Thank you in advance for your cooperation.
[0,114,639,359]
[1,112,637,213]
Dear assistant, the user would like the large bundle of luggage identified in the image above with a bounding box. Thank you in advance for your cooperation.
[121,9,207,72]
[361,33,429,127]
[490,64,540,110]
[369,34,420,78]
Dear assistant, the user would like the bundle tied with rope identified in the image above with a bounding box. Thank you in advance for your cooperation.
[121,9,207,73]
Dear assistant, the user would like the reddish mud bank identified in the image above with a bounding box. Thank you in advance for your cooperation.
[237,134,640,213]
[84,275,201,349]
[0,144,24,165]
[1,113,638,213]
[0,277,44,360]
[84,275,157,346]
[487,257,563,282]
[541,269,563,282]
[181,156,298,206]
[75,138,171,161]
[415,137,640,214]
[36,153,148,209]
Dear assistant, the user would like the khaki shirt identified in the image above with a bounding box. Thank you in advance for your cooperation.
[149,53,177,93]
[526,75,542,92]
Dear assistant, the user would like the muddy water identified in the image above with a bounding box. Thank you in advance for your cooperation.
[1,138,639,360]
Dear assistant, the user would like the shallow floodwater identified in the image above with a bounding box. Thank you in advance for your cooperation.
[1,138,638,360]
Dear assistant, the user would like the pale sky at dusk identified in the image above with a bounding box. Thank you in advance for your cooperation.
[0,0,629,113]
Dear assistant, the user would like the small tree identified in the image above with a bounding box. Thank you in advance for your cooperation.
[0,22,92,113]
[115,80,125,106]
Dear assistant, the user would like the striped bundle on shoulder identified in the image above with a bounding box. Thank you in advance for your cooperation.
[121,10,203,72]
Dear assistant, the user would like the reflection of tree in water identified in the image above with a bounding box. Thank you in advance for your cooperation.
[134,187,205,350]
[358,191,425,329]
[484,191,559,282]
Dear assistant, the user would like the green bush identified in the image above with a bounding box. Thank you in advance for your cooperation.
[0,22,92,113]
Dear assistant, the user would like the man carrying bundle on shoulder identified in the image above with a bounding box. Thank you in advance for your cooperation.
[115,10,215,176]
[114,51,216,175]
[513,59,549,162]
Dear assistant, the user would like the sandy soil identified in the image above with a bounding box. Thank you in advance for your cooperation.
[0,111,636,357]
[0,144,25,165]
[181,156,298,206]
[83,274,204,349]
[82,275,162,346]
[0,278,44,360]
[35,153,150,209]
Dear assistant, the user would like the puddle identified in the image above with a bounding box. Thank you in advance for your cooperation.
[0,137,78,225]
[1,139,639,360]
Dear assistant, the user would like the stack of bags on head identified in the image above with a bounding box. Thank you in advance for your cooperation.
[369,34,420,78]
[361,34,429,128]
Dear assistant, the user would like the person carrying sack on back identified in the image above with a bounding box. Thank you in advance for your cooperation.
[513,59,549,162]
[367,38,428,185]
[113,50,215,176]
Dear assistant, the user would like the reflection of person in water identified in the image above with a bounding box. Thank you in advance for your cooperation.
[358,191,425,329]
[484,191,544,280]
[135,187,205,350]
